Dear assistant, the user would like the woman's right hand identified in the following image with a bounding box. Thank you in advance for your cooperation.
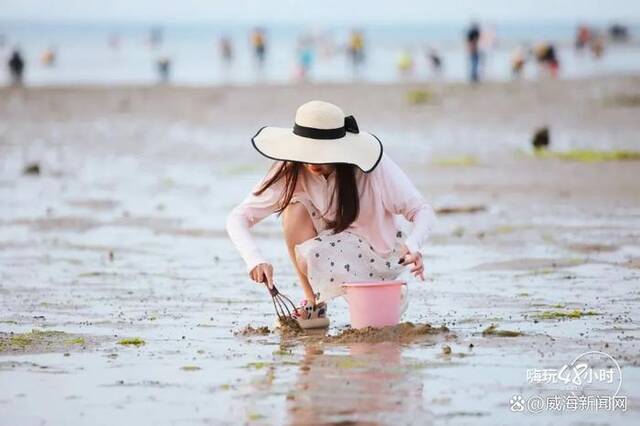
[250,263,274,288]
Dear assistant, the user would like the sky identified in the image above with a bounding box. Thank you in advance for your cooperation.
[2,0,640,24]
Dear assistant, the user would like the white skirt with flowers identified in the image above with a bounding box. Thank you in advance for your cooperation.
[291,196,406,301]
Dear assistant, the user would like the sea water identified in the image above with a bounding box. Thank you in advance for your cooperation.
[1,20,639,86]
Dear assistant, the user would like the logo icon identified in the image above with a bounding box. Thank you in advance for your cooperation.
[510,394,525,412]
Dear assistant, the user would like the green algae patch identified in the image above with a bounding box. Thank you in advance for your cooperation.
[181,365,201,371]
[535,149,640,163]
[0,329,96,354]
[433,155,478,167]
[407,89,433,105]
[494,225,516,234]
[246,361,270,370]
[117,337,146,346]
[2,329,65,348]
[535,309,601,320]
[482,324,522,337]
[247,413,266,421]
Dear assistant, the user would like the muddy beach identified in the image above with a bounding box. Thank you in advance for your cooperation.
[1,76,639,425]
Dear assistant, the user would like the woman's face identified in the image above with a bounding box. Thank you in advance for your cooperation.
[304,163,335,177]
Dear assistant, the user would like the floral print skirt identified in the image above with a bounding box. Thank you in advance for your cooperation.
[292,196,406,302]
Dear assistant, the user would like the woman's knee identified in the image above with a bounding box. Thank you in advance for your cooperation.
[283,202,314,233]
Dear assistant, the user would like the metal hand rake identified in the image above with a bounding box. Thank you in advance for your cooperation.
[265,283,297,321]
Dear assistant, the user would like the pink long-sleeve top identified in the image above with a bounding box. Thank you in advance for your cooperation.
[226,153,437,272]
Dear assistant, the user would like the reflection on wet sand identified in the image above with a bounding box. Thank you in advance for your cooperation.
[287,342,429,425]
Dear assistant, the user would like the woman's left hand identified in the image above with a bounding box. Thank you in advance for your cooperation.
[399,246,424,281]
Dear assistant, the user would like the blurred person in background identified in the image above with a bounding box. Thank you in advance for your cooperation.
[41,45,56,67]
[347,29,365,75]
[218,36,233,83]
[397,48,414,78]
[590,33,605,58]
[295,34,315,81]
[534,42,559,78]
[156,57,171,83]
[251,27,267,65]
[466,21,481,83]
[8,49,25,86]
[575,25,592,50]
[510,46,526,79]
[426,48,443,77]
[575,24,606,59]
[608,23,629,42]
[219,36,233,63]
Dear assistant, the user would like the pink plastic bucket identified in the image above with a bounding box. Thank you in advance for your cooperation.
[342,280,406,329]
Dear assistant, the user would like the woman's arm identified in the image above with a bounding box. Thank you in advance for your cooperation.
[378,153,437,250]
[402,204,437,254]
[226,163,283,274]
[376,153,437,279]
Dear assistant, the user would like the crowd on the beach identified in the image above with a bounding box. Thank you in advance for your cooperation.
[2,22,632,86]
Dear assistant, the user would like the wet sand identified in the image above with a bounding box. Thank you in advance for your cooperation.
[1,76,640,425]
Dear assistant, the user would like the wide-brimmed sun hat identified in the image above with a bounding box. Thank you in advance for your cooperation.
[251,100,383,173]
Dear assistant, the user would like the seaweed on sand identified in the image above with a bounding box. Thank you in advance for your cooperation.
[181,365,201,371]
[0,329,93,354]
[535,309,600,320]
[432,155,478,167]
[482,324,522,337]
[117,337,146,346]
[407,89,433,105]
[535,149,640,163]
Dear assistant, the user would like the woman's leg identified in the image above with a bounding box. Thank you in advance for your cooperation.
[282,202,317,303]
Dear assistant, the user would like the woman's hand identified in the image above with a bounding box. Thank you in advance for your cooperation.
[398,245,425,281]
[250,263,274,288]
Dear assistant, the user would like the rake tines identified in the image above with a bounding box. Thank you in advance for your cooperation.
[267,284,297,321]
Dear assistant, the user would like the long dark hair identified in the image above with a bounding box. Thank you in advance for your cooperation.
[254,162,360,233]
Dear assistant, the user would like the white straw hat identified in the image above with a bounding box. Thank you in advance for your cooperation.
[251,100,383,173]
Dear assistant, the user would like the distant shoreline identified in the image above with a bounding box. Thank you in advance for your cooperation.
[1,73,638,92]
